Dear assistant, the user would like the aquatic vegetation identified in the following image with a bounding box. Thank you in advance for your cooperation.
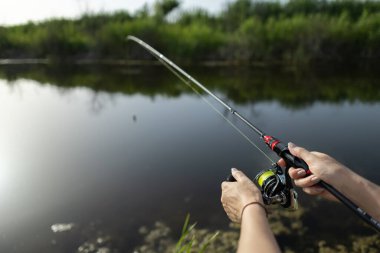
[134,215,221,253]
[318,234,380,253]
[134,219,237,253]
[46,210,380,252]
[133,208,380,253]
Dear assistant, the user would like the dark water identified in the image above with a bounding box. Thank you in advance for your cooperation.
[0,65,379,252]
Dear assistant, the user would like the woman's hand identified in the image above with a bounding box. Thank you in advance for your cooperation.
[221,168,264,223]
[280,142,349,201]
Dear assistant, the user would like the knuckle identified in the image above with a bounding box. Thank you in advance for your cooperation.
[294,179,303,187]
[288,169,297,178]
[234,171,244,178]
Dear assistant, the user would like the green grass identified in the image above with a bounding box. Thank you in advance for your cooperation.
[175,214,219,253]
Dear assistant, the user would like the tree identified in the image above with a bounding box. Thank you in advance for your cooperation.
[154,0,181,21]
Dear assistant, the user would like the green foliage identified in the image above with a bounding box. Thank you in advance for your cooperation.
[154,0,181,21]
[2,0,380,65]
[174,214,219,253]
[132,208,380,253]
[177,9,217,27]
[317,234,380,253]
[133,214,220,253]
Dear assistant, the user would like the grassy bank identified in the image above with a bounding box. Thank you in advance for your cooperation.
[1,0,380,65]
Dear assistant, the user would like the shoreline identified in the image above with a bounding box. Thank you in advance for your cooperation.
[1,58,379,70]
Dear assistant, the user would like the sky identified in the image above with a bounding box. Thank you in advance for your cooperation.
[0,0,229,26]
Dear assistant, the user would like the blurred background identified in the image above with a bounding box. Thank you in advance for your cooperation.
[0,0,380,252]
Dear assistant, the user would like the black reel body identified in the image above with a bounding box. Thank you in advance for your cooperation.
[228,164,298,210]
[254,164,298,210]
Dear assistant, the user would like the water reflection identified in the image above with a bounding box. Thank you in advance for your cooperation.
[1,64,380,109]
[0,64,379,252]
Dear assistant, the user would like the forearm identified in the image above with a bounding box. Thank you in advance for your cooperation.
[237,205,281,253]
[335,168,380,220]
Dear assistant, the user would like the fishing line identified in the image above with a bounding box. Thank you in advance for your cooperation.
[127,36,265,137]
[127,35,274,163]
[158,57,275,163]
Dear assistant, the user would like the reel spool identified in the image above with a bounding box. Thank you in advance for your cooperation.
[254,164,298,210]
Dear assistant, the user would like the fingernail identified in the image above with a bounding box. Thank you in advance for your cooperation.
[310,176,319,182]
[288,142,297,148]
[297,169,306,176]
[231,168,237,173]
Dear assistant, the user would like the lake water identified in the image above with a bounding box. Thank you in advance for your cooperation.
[0,64,379,252]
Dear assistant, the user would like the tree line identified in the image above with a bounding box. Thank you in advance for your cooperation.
[1,0,380,65]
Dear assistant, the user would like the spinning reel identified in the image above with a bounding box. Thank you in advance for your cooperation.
[255,163,298,210]
[228,163,298,210]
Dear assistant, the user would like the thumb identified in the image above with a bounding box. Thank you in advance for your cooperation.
[288,142,313,163]
[231,168,248,182]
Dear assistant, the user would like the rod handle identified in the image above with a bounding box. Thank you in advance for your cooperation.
[282,150,311,175]
[281,149,380,233]
[319,180,380,232]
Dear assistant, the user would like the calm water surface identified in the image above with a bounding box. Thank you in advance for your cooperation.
[0,65,379,252]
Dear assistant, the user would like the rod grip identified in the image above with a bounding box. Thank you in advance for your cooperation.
[282,150,311,175]
[281,149,380,232]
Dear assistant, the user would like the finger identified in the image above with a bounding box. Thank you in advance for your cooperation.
[220,194,225,204]
[310,151,326,157]
[288,142,314,163]
[220,190,229,203]
[231,168,249,182]
[224,206,239,221]
[294,175,320,188]
[226,209,240,223]
[277,158,286,167]
[303,186,325,195]
[227,213,239,223]
[221,181,229,190]
[288,167,307,179]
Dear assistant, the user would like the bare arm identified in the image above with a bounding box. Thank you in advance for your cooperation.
[238,204,280,253]
[221,169,281,253]
[286,143,380,221]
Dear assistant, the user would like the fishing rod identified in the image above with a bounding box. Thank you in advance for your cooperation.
[127,35,380,233]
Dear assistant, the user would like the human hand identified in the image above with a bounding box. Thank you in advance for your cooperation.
[279,142,349,201]
[221,168,264,223]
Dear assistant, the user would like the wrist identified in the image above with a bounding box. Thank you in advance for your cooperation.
[241,202,268,222]
[242,194,264,206]
[329,164,351,191]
